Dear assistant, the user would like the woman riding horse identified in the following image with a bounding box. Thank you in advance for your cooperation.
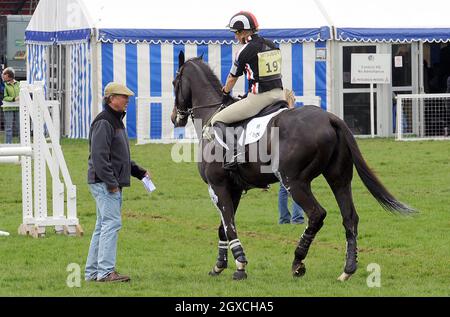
[171,17,414,282]
[210,11,286,170]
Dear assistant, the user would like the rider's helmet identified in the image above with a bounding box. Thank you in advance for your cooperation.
[227,11,259,33]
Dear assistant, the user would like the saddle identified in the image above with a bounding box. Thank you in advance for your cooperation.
[213,100,289,153]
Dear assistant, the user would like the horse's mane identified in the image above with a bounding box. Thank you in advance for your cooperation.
[188,57,223,95]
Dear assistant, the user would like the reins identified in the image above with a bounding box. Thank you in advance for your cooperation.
[175,60,224,126]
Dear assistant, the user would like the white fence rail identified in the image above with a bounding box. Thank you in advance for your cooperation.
[396,93,450,141]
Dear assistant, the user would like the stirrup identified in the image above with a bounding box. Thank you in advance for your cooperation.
[223,153,244,171]
[202,125,214,141]
[223,161,238,171]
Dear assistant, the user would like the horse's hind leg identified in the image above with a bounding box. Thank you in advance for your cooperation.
[288,181,327,278]
[324,159,359,281]
[334,184,359,281]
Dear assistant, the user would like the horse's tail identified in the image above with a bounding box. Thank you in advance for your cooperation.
[329,114,415,214]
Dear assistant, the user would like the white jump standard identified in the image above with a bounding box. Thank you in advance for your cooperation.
[0,82,83,238]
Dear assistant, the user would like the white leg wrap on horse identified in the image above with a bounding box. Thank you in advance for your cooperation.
[337,272,352,282]
[229,239,242,250]
[218,241,228,249]
[235,259,246,271]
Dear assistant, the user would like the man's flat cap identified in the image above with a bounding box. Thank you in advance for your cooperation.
[104,82,135,97]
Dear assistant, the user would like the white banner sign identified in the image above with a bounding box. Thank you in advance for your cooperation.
[351,54,391,84]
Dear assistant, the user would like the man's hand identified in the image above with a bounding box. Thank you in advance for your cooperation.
[109,187,120,193]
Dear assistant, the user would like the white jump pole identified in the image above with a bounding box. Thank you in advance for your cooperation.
[0,231,10,237]
[48,100,65,233]
[0,147,33,156]
[17,81,35,234]
[32,83,47,237]
[0,156,20,164]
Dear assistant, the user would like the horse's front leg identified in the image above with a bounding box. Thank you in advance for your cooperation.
[208,185,247,280]
[208,224,229,276]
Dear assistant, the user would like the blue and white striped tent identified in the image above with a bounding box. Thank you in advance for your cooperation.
[25,0,332,141]
[26,0,450,140]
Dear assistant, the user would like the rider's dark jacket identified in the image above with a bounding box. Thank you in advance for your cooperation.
[230,34,283,94]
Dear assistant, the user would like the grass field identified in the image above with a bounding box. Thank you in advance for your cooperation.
[0,138,449,297]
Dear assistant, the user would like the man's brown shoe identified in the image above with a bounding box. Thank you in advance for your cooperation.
[98,271,130,282]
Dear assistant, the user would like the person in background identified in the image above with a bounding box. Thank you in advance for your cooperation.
[278,185,304,224]
[85,82,151,283]
[0,66,4,132]
[0,65,4,103]
[2,67,20,144]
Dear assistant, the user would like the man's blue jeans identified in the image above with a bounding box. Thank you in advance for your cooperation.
[85,183,122,281]
[4,110,19,144]
[278,185,304,224]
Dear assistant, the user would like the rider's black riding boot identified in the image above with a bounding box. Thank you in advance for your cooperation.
[212,122,243,171]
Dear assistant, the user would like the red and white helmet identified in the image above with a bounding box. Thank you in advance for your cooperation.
[227,11,259,32]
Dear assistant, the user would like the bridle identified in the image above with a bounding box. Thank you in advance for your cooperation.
[174,61,224,125]
[174,65,193,121]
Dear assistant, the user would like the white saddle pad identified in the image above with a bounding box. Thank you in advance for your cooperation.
[214,108,287,150]
[241,108,287,146]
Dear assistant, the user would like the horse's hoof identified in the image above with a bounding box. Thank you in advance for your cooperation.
[345,261,358,275]
[292,263,306,278]
[232,270,247,281]
[337,272,352,282]
[209,266,225,277]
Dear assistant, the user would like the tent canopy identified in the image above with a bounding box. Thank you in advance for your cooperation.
[25,0,331,44]
[320,0,450,42]
[25,0,450,44]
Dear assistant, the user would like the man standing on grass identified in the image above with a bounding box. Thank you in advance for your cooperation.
[85,82,151,283]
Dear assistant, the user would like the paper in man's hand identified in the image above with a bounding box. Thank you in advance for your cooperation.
[142,175,156,193]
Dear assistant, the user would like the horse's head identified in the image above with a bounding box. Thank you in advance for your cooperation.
[171,51,224,130]
[171,51,192,127]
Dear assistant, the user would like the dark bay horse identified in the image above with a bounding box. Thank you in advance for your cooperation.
[171,52,414,281]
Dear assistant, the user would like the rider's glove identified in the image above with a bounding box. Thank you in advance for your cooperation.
[222,88,231,105]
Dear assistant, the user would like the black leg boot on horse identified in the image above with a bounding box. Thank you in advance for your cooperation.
[209,240,229,276]
[229,239,248,280]
[292,225,324,277]
[339,229,358,281]
[209,224,229,276]
[286,182,328,278]
[210,238,248,280]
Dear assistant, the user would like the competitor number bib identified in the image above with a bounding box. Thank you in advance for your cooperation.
[258,50,282,79]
